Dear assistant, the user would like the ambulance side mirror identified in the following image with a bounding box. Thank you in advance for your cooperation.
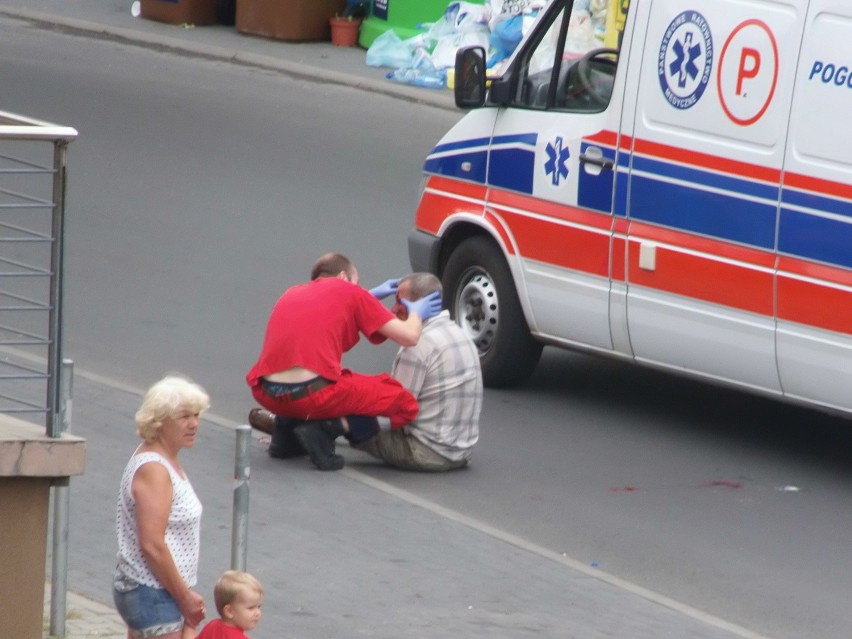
[454,46,487,109]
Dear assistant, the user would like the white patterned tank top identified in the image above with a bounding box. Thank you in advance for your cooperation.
[114,451,202,588]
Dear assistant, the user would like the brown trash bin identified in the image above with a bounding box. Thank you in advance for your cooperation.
[236,0,347,41]
[140,0,218,25]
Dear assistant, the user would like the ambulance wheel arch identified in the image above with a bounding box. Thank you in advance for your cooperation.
[441,235,543,387]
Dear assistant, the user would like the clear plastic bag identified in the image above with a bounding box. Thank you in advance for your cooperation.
[432,27,490,69]
[366,29,415,69]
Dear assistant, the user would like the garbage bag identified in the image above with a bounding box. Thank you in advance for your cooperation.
[366,30,415,69]
[432,27,490,69]
[427,1,489,40]
[487,0,529,31]
[487,13,522,67]
[387,47,446,89]
[565,9,596,55]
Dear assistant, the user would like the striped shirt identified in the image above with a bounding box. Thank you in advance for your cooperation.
[392,310,482,461]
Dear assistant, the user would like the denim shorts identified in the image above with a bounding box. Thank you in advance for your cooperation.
[113,574,183,638]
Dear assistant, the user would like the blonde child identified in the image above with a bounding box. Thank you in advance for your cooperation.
[196,571,264,639]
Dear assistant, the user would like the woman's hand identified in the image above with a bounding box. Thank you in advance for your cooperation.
[179,588,207,628]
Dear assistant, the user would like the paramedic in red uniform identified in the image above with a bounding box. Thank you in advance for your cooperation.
[246,252,442,471]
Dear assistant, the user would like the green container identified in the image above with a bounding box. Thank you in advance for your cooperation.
[358,0,484,48]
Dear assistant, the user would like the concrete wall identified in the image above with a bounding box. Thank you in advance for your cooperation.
[0,416,85,639]
[0,478,51,638]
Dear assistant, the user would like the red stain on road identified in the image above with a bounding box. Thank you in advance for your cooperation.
[608,486,638,492]
[704,480,742,489]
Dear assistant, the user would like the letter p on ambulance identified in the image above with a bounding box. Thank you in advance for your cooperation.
[737,48,760,95]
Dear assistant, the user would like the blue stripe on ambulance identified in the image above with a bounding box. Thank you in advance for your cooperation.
[488,133,538,194]
[423,137,490,183]
[629,172,778,248]
[779,208,852,269]
[781,187,852,220]
[577,141,617,214]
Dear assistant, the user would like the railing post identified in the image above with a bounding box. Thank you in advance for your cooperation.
[46,141,69,438]
[49,358,73,638]
[231,425,251,571]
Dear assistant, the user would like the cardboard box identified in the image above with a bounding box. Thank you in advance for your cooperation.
[236,0,347,42]
[141,0,217,26]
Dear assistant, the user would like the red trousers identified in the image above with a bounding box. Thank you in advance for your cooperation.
[250,369,418,429]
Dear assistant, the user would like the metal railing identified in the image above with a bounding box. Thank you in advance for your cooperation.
[0,111,76,436]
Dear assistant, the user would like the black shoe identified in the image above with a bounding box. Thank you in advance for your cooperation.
[268,419,305,459]
[318,418,345,440]
[293,422,345,471]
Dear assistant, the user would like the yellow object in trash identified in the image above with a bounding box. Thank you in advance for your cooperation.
[604,0,629,49]
[446,67,495,92]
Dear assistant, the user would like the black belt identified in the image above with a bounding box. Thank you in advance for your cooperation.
[261,376,332,401]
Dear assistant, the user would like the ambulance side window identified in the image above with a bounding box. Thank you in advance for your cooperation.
[514,6,619,112]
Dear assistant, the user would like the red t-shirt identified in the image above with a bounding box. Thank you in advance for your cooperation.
[196,618,248,639]
[246,277,394,386]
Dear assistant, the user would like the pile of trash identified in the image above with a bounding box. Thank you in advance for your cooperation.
[366,0,546,89]
[366,0,612,89]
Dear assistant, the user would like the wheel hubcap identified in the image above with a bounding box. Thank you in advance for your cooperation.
[456,268,498,354]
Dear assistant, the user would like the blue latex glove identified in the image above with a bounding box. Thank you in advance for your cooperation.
[402,291,442,321]
[369,278,400,300]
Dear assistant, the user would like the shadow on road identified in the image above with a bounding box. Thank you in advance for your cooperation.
[511,347,852,474]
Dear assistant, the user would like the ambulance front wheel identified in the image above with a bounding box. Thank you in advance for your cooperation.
[442,236,543,387]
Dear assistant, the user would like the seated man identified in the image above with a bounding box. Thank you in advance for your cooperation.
[352,272,482,471]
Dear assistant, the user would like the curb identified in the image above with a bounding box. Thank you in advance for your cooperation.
[44,583,125,639]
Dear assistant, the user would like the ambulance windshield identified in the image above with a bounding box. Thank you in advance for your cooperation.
[513,0,627,112]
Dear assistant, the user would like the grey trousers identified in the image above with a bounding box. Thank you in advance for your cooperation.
[353,429,468,472]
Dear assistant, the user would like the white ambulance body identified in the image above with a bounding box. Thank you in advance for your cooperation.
[408,0,852,416]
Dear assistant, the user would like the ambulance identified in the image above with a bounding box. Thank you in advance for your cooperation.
[408,0,852,416]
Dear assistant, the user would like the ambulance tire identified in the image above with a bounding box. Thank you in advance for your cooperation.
[442,236,543,388]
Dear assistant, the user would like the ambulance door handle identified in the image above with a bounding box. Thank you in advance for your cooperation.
[579,152,613,171]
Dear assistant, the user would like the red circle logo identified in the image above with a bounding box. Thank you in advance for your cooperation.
[717,20,779,126]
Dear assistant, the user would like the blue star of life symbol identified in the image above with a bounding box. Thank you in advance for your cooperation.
[544,136,570,186]
[669,31,702,88]
[658,12,712,110]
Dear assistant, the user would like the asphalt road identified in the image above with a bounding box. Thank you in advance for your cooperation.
[2,14,851,639]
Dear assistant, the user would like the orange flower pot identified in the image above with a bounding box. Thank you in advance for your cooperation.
[329,17,362,47]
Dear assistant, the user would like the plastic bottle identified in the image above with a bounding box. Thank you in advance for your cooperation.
[386,69,446,89]
[412,73,446,89]
[386,48,446,89]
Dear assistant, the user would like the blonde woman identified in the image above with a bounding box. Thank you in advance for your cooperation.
[113,375,210,639]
